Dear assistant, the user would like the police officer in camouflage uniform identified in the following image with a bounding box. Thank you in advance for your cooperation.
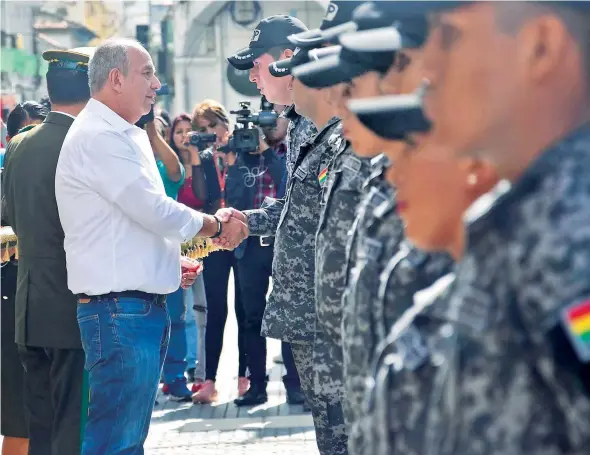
[293,5,453,454]
[350,2,590,454]
[227,12,347,454]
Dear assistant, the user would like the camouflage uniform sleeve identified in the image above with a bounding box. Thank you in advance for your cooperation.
[243,196,285,237]
[512,186,590,350]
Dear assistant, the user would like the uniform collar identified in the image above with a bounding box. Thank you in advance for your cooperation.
[465,122,590,246]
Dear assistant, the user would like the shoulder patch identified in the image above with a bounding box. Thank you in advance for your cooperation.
[561,299,590,362]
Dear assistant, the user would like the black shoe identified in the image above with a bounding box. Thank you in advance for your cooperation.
[186,367,196,383]
[234,384,268,407]
[286,388,305,405]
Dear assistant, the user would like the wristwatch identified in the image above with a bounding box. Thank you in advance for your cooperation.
[210,215,223,239]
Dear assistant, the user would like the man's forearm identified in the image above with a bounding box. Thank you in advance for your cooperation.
[243,197,285,236]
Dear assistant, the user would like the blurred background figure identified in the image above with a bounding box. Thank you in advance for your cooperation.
[188,100,249,404]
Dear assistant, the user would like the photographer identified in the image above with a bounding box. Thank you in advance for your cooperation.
[224,98,305,406]
[189,101,248,404]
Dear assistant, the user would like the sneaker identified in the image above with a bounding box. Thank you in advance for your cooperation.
[234,383,267,407]
[192,380,218,404]
[238,376,250,397]
[167,381,192,402]
[191,379,205,394]
[186,367,196,383]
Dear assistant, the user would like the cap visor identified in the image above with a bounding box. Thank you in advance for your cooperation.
[292,54,366,89]
[308,45,342,61]
[288,28,323,47]
[288,21,357,48]
[347,94,431,140]
[269,58,293,77]
[227,47,266,70]
[340,27,402,52]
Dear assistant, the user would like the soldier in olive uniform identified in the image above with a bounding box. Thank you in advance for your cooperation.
[356,2,590,454]
[2,48,92,455]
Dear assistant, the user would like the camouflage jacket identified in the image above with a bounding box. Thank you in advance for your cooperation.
[315,136,372,343]
[248,117,341,343]
[244,109,318,237]
[366,124,590,455]
[346,190,452,455]
[284,105,318,181]
[340,157,402,427]
[363,273,457,455]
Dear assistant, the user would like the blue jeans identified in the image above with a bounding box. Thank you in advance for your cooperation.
[77,296,170,455]
[162,287,187,385]
[185,274,207,380]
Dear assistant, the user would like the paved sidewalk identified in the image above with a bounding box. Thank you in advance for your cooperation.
[146,272,319,455]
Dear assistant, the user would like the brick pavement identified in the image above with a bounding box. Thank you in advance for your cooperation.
[146,272,319,455]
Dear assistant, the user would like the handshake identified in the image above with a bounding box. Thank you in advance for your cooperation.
[208,208,250,250]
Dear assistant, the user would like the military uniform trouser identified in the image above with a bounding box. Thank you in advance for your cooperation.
[291,342,348,455]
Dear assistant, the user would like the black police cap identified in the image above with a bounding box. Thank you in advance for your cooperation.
[347,91,431,141]
[227,15,308,71]
[288,1,364,48]
[292,45,394,88]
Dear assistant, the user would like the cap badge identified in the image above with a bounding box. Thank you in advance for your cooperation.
[325,3,338,21]
[251,29,261,42]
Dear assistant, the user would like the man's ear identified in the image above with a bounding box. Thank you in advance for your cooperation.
[281,48,295,60]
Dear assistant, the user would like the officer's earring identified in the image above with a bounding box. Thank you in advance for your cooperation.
[467,173,478,186]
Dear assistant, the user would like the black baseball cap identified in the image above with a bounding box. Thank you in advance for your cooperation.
[269,46,341,78]
[292,45,394,88]
[340,0,590,52]
[288,1,364,48]
[228,15,308,70]
[347,89,431,140]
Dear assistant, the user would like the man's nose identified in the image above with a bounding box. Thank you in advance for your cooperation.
[152,75,162,90]
[249,69,258,83]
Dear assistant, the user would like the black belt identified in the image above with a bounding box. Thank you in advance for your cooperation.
[77,290,167,306]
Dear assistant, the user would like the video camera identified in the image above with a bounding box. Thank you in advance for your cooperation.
[218,101,278,155]
[135,84,169,129]
[185,132,217,150]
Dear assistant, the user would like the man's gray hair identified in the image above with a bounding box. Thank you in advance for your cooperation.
[88,38,144,95]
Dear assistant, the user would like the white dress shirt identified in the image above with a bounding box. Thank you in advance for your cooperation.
[55,99,204,295]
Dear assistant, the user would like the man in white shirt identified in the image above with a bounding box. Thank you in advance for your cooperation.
[55,37,247,455]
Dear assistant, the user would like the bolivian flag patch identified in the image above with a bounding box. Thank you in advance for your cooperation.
[562,300,590,362]
[318,167,328,185]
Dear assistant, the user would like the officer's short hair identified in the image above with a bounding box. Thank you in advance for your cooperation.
[495,2,590,78]
[267,45,297,61]
[47,69,90,105]
[88,38,145,95]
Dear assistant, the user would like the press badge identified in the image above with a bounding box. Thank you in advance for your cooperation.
[561,299,590,362]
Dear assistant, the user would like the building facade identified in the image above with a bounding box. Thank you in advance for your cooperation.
[172,0,327,116]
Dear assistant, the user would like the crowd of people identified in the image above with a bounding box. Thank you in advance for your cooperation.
[3,1,590,455]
